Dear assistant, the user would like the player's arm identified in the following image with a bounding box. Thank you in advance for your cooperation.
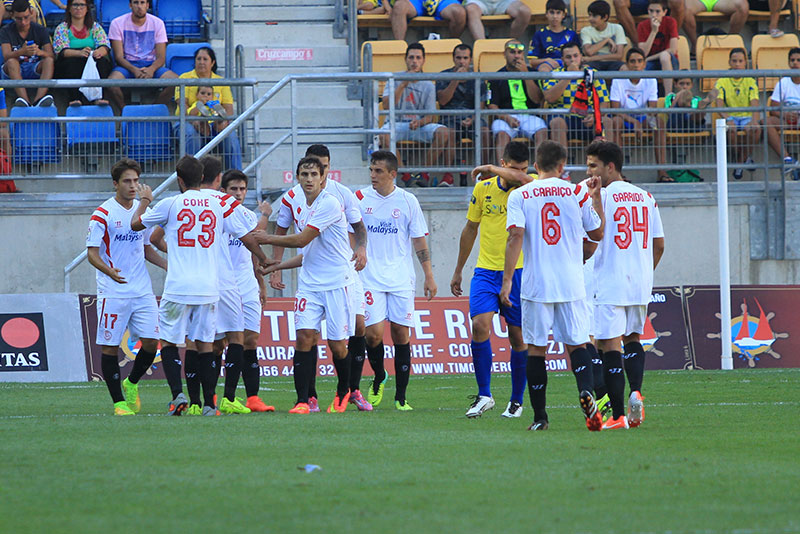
[499,227,523,307]
[130,183,153,231]
[257,226,320,248]
[412,236,437,300]
[144,245,167,270]
[149,225,167,253]
[263,253,304,275]
[585,177,605,242]
[450,220,479,297]
[87,247,126,284]
[269,224,289,290]
[583,239,598,262]
[256,199,272,230]
[471,164,534,186]
[653,237,665,270]
[239,231,274,273]
[351,220,368,271]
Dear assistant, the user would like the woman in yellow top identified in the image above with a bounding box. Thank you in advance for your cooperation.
[174,46,242,170]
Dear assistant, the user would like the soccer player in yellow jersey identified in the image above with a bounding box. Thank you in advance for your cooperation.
[451,141,537,418]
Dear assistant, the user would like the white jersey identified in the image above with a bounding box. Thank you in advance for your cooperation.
[228,208,260,299]
[140,189,256,305]
[203,189,243,292]
[291,189,353,292]
[506,177,601,303]
[277,179,362,232]
[593,181,664,306]
[356,186,428,293]
[87,197,154,299]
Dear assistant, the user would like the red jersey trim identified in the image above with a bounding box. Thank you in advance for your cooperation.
[90,215,107,226]
[281,198,291,208]
[223,205,235,218]
[96,206,109,216]
[287,189,296,199]
[355,190,364,200]
[306,224,320,231]
[578,192,590,207]
[507,224,517,230]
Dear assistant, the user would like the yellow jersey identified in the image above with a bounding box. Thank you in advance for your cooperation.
[466,175,536,271]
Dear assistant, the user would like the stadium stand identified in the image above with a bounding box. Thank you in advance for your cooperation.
[10,106,61,166]
[697,34,747,91]
[473,38,509,72]
[165,42,211,76]
[66,104,118,152]
[156,0,203,40]
[357,0,547,29]
[120,104,172,162]
[97,0,130,32]
[752,33,800,90]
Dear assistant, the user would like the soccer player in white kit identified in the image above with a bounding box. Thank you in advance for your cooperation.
[259,157,357,414]
[585,141,665,429]
[131,156,270,416]
[357,150,437,411]
[221,169,274,412]
[271,145,371,412]
[87,158,167,415]
[501,141,606,431]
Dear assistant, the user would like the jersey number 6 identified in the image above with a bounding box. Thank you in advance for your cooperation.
[177,209,217,248]
[541,202,561,245]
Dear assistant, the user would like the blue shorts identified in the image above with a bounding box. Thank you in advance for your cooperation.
[566,114,598,141]
[727,116,752,128]
[2,59,41,80]
[409,0,461,18]
[646,55,680,71]
[112,59,170,79]
[469,267,522,327]
[623,114,647,129]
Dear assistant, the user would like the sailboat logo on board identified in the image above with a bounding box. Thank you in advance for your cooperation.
[729,298,787,367]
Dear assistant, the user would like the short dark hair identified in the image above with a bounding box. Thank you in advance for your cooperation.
[674,69,692,82]
[503,141,529,164]
[535,141,567,172]
[788,47,800,61]
[370,150,398,173]
[296,156,323,176]
[587,0,610,18]
[586,140,624,172]
[626,47,645,62]
[176,155,204,188]
[222,169,248,189]
[546,0,567,12]
[406,42,425,58]
[11,0,30,13]
[305,144,330,160]
[561,41,581,55]
[453,43,472,57]
[199,155,223,185]
[729,47,747,60]
[111,158,142,182]
[647,0,667,9]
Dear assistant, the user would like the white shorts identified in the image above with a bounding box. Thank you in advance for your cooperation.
[364,289,415,327]
[294,286,355,341]
[216,288,244,336]
[159,299,217,344]
[350,271,366,317]
[464,0,517,15]
[242,294,262,333]
[95,295,159,347]
[381,121,446,143]
[593,304,647,340]
[583,256,596,337]
[521,298,590,347]
[492,113,547,139]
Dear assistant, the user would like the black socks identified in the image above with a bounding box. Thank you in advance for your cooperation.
[587,342,607,399]
[293,349,314,404]
[333,354,352,398]
[367,342,385,391]
[348,335,367,392]
[198,352,217,408]
[241,348,260,397]
[101,353,124,403]
[569,346,594,394]
[394,343,411,403]
[128,347,156,384]
[623,342,646,393]
[308,345,318,399]
[160,345,183,398]
[527,355,548,422]
[184,349,201,406]
[602,350,626,419]
[223,343,244,401]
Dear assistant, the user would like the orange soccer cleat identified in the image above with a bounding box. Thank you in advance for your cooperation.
[602,415,629,430]
[246,396,275,412]
[289,402,310,414]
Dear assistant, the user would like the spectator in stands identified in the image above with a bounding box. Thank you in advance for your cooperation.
[2,0,45,25]
[765,47,800,179]
[390,0,466,41]
[683,0,748,50]
[175,46,242,171]
[53,0,112,105]
[106,0,176,110]
[637,0,678,95]
[464,0,531,41]
[749,0,789,37]
[581,0,627,71]
[614,0,683,44]
[358,0,388,14]
[0,0,55,107]
[436,43,490,180]
[0,88,15,193]
[541,42,612,149]
[528,0,580,72]
[610,47,669,181]
[380,42,454,187]
[663,72,716,136]
[715,48,760,179]
[488,39,547,164]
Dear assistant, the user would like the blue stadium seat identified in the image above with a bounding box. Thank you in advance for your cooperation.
[98,0,133,33]
[121,104,173,162]
[157,0,203,40]
[41,0,65,27]
[66,105,118,149]
[10,106,62,165]
[165,42,210,75]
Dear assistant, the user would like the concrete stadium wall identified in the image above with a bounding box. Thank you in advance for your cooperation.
[2,201,798,296]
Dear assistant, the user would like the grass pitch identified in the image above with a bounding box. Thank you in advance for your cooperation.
[2,369,799,534]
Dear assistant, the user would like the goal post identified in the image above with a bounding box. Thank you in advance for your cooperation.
[715,118,733,370]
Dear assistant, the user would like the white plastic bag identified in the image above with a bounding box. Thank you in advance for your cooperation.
[79,54,102,102]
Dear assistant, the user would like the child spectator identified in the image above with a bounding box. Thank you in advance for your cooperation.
[581,0,627,71]
[714,48,760,180]
[528,0,580,72]
[637,0,678,94]
[664,72,717,134]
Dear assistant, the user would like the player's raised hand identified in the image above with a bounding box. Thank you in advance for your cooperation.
[257,200,273,218]
[269,271,285,290]
[586,176,602,197]
[471,164,494,182]
[109,267,127,284]
[352,246,367,271]
[450,271,463,297]
[424,276,438,300]
[135,183,153,203]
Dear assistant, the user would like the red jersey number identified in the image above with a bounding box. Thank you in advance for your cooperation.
[177,209,216,248]
[541,202,561,245]
[613,206,649,249]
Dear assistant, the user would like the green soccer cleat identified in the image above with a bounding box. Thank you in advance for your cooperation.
[368,375,387,407]
[187,404,202,415]
[114,401,135,416]
[596,393,612,422]
[395,400,413,411]
[122,378,140,413]
[219,397,252,414]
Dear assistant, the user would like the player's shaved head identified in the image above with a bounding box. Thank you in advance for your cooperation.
[199,155,223,185]
[176,155,204,188]
[587,140,623,172]
[305,144,330,160]
[370,150,398,173]
[222,169,248,189]
[535,141,567,172]
[111,158,141,182]
[503,141,529,165]
[296,156,323,176]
